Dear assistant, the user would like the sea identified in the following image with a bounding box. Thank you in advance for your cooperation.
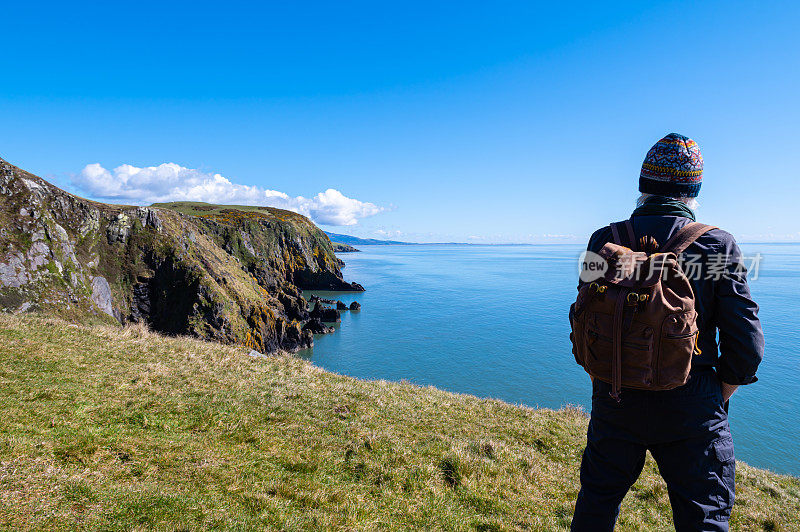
[302,243,800,477]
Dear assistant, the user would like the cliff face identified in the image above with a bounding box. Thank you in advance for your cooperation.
[0,157,363,352]
[153,202,364,292]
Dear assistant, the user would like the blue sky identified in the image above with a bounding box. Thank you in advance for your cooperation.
[1,1,798,242]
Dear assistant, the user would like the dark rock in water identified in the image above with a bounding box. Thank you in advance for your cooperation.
[302,317,334,334]
[309,294,335,305]
[310,303,341,323]
[293,269,365,291]
[322,308,341,322]
[333,242,359,253]
[349,301,361,311]
[336,300,348,310]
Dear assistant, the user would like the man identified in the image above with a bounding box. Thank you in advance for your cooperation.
[570,133,764,531]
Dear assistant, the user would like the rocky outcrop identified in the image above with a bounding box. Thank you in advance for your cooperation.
[332,242,359,252]
[309,295,336,305]
[0,156,362,352]
[310,303,341,323]
[349,301,361,311]
[90,276,113,317]
[166,203,366,292]
[302,317,335,335]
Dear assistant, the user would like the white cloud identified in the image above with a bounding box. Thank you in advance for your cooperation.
[72,163,383,226]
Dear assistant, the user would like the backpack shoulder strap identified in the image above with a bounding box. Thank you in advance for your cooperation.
[610,223,622,245]
[624,220,637,251]
[609,221,637,250]
[662,222,717,254]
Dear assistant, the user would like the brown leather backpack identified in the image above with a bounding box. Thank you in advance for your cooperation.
[569,221,716,400]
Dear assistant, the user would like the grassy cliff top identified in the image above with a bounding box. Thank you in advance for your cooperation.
[151,201,309,223]
[1,315,797,530]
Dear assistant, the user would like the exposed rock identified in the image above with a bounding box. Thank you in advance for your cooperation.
[279,286,310,321]
[90,276,114,317]
[302,317,335,334]
[293,271,365,291]
[128,257,200,335]
[136,207,162,232]
[239,230,256,255]
[310,303,341,323]
[48,222,69,243]
[27,240,50,270]
[78,208,100,237]
[336,300,348,310]
[332,242,359,252]
[246,304,313,352]
[129,280,151,323]
[106,212,132,244]
[349,301,361,311]
[0,252,29,288]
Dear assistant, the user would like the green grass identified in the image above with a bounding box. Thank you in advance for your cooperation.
[0,314,797,530]
[151,201,307,222]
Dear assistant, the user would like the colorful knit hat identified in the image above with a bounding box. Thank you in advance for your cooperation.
[639,133,703,198]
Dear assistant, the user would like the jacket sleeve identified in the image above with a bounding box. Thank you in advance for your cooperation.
[713,237,764,385]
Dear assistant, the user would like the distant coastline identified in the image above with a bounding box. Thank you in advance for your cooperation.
[325,232,414,246]
[331,241,360,253]
[325,231,539,246]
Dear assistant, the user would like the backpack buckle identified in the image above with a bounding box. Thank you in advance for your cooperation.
[589,282,607,295]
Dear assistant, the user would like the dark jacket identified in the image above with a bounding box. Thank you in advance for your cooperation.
[585,215,764,385]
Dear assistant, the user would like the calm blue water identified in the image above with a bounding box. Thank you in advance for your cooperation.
[302,244,800,476]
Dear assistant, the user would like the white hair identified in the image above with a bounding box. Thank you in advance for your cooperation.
[637,193,699,211]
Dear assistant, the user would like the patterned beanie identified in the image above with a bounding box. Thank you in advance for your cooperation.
[639,133,703,198]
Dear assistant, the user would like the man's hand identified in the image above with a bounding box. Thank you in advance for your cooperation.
[720,381,739,403]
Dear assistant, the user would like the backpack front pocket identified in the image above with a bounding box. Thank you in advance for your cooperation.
[657,312,698,387]
[585,312,654,387]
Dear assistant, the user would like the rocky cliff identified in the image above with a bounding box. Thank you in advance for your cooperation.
[0,156,363,352]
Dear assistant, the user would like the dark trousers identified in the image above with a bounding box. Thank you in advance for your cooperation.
[571,370,735,531]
